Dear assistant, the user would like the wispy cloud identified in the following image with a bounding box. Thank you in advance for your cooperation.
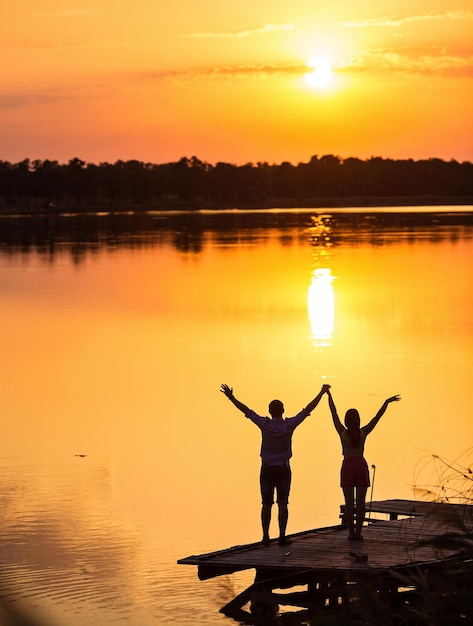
[143,46,473,82]
[343,9,473,28]
[201,62,305,76]
[0,92,73,111]
[339,46,473,77]
[185,23,294,39]
[142,62,307,81]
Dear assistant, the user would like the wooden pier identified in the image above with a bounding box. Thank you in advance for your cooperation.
[178,499,473,624]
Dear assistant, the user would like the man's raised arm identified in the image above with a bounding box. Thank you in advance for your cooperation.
[220,384,250,414]
[304,384,331,414]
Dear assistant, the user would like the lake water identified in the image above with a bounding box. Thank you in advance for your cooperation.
[0,208,472,625]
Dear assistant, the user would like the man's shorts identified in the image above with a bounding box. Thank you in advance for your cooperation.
[260,462,291,504]
[341,456,370,488]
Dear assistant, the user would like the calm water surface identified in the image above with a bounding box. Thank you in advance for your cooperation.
[0,208,472,625]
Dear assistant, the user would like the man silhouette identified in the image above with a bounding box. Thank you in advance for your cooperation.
[220,383,330,545]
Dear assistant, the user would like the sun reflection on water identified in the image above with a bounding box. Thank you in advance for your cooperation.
[307,214,335,348]
[308,267,334,347]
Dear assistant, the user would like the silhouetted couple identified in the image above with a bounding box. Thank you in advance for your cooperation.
[220,383,400,544]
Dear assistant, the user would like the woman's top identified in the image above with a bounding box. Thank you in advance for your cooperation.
[340,428,367,457]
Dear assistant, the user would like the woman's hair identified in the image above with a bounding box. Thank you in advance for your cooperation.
[345,408,361,446]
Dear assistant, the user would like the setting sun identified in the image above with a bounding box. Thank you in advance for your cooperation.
[2,1,472,165]
[305,57,334,89]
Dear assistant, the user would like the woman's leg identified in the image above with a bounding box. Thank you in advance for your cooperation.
[342,486,355,538]
[355,485,368,538]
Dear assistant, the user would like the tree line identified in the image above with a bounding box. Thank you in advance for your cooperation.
[0,155,472,213]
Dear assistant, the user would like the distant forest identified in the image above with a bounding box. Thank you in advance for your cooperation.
[1,155,472,213]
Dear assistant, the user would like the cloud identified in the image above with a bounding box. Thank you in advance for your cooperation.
[139,46,473,83]
[343,9,473,28]
[338,46,473,77]
[0,92,74,111]
[142,62,308,81]
[185,23,294,39]
[204,62,305,76]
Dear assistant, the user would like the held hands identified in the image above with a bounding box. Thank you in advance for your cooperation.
[322,384,331,393]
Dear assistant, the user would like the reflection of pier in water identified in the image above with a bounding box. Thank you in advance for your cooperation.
[178,499,473,624]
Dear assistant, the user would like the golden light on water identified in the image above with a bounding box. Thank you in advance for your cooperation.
[0,212,472,626]
[308,268,334,347]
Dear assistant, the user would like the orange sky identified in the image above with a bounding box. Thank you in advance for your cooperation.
[2,1,473,165]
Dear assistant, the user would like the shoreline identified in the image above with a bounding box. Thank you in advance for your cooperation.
[1,195,472,217]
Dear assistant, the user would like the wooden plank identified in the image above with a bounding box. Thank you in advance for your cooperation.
[178,499,473,580]
[362,498,468,519]
[178,500,473,623]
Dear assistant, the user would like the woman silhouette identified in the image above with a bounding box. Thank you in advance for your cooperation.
[326,389,401,540]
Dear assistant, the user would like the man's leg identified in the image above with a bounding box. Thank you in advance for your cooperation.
[278,502,288,541]
[261,503,272,544]
[277,465,291,545]
[260,464,274,544]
